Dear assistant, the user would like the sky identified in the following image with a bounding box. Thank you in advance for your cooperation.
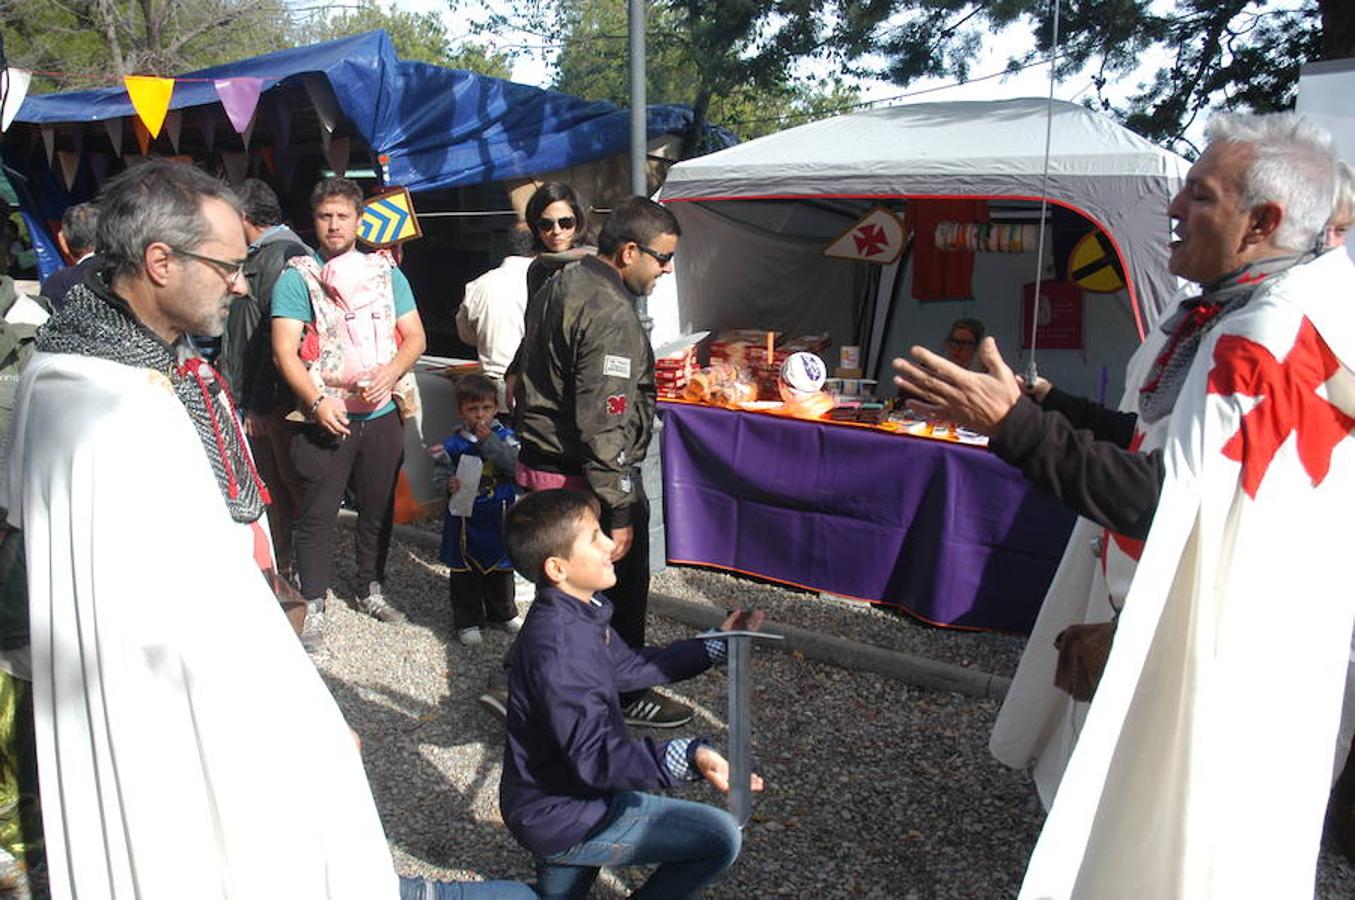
[394,0,1308,152]
[406,0,1096,105]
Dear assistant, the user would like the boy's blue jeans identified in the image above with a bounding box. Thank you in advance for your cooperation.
[534,791,742,900]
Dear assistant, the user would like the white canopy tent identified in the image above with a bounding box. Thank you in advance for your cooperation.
[656,98,1189,400]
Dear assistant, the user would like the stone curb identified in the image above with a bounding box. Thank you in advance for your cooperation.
[371,515,1011,701]
[649,591,1011,701]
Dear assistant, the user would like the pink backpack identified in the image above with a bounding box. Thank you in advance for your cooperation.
[289,250,398,414]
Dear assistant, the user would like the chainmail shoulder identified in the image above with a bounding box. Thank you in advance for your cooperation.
[37,281,266,524]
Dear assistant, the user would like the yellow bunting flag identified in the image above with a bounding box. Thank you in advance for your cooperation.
[123,75,175,139]
[358,187,421,248]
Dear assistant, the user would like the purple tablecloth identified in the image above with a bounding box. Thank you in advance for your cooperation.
[659,402,1077,633]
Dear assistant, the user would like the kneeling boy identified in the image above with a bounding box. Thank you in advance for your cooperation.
[500,489,762,899]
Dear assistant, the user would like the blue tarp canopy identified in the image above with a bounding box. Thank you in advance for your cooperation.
[13,30,726,194]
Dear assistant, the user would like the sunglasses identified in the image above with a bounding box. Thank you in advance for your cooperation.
[171,246,247,283]
[535,216,577,232]
[635,244,674,265]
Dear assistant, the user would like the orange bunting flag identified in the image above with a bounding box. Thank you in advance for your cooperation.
[123,75,175,139]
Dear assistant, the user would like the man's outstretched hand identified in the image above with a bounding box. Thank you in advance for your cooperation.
[694,745,765,794]
[891,336,1023,436]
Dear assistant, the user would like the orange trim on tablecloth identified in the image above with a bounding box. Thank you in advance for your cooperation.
[657,397,989,450]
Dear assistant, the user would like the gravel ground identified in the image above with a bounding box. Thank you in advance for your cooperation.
[317,526,1355,898]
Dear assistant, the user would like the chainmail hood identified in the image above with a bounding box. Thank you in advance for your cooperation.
[36,275,267,524]
[1138,252,1312,423]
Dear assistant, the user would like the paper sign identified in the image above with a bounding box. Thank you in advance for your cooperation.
[1021,281,1085,350]
[447,455,483,518]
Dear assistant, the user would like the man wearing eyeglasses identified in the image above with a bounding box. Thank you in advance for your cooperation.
[1,160,407,895]
[494,196,693,729]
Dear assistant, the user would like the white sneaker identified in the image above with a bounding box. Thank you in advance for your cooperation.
[457,627,483,646]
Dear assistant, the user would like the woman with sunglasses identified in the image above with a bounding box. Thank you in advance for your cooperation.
[524,182,592,300]
[503,184,596,412]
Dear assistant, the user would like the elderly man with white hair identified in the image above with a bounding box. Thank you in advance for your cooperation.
[895,112,1355,897]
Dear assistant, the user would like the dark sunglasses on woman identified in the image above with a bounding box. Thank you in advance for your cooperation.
[536,216,576,232]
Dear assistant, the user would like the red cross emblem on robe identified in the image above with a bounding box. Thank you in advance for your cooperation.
[1207,318,1355,498]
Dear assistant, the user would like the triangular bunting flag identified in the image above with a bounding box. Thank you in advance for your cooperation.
[303,74,339,134]
[221,151,249,183]
[132,117,151,156]
[822,207,907,265]
[326,136,350,178]
[1,68,32,133]
[40,125,55,164]
[70,127,83,154]
[241,110,257,150]
[277,149,298,188]
[57,150,81,190]
[89,154,111,186]
[123,75,174,138]
[214,77,263,135]
[259,145,275,177]
[103,117,124,157]
[164,109,182,152]
[269,101,291,157]
[193,106,217,154]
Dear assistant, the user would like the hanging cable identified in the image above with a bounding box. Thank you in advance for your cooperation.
[1026,0,1061,387]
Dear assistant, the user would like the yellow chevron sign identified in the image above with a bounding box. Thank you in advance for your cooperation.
[358,186,421,247]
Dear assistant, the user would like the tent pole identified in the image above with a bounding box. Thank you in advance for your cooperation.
[628,0,647,199]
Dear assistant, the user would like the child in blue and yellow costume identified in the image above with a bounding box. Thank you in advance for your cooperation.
[433,375,523,646]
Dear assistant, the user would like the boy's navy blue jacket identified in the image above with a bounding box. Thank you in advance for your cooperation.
[500,586,712,858]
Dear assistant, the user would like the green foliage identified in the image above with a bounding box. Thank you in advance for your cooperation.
[462,0,861,153]
[298,0,512,76]
[2,0,514,94]
[828,0,1340,156]
[2,0,296,90]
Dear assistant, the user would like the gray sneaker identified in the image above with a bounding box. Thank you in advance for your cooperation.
[300,598,326,654]
[353,580,405,623]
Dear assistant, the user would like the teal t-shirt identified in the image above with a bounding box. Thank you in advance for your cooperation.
[272,257,417,420]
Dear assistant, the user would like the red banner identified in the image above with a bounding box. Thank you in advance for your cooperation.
[1021,281,1084,350]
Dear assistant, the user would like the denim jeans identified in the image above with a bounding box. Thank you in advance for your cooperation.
[396,875,536,899]
[535,791,742,900]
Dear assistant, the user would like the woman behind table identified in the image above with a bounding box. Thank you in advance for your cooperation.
[898,317,985,402]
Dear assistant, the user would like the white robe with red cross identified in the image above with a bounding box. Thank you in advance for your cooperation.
[998,248,1355,898]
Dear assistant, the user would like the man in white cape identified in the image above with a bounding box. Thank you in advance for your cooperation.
[0,162,532,899]
[894,112,1355,897]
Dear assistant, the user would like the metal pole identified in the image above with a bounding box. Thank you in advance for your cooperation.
[697,628,783,827]
[628,0,647,198]
[727,634,753,825]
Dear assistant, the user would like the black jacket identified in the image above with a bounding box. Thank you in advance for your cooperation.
[514,256,655,529]
[218,228,311,412]
[989,386,1163,540]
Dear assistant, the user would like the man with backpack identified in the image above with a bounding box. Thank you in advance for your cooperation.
[218,179,311,605]
[271,178,427,647]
